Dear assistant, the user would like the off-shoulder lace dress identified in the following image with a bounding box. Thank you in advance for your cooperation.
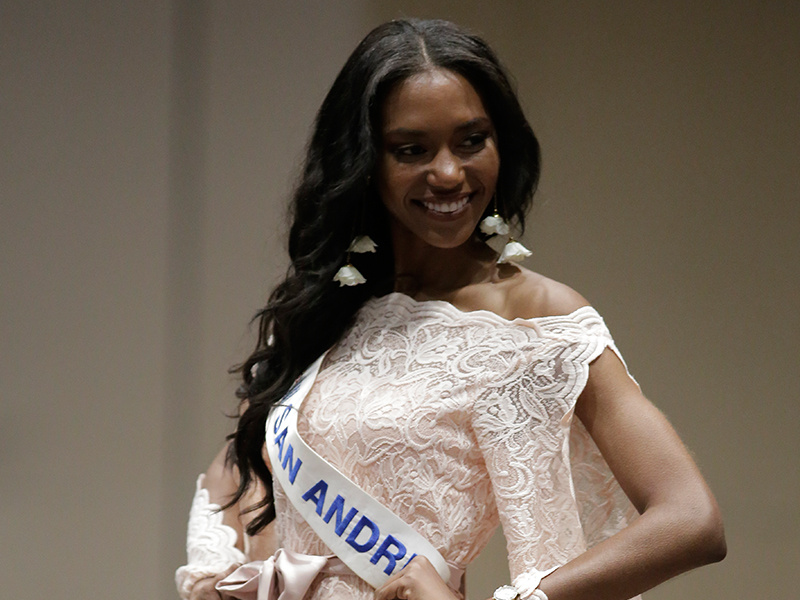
[273,292,640,600]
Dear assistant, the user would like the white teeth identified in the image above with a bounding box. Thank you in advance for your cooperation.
[422,196,469,214]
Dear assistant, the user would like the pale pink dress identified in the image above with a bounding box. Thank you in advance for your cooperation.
[274,292,639,599]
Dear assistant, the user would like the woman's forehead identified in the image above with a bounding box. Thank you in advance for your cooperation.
[381,68,490,133]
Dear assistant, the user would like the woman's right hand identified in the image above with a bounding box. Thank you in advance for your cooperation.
[188,565,240,600]
[374,556,460,600]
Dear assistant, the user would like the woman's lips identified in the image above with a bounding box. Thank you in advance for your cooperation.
[417,193,472,215]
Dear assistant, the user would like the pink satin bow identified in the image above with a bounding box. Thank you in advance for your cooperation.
[216,549,353,600]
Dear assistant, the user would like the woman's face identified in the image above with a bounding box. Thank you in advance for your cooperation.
[377,68,500,250]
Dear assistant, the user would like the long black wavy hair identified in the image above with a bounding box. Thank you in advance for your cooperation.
[227,18,541,534]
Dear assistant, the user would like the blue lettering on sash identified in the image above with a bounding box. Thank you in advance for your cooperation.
[402,553,418,569]
[281,443,302,484]
[370,535,407,575]
[301,479,328,516]
[273,403,293,434]
[271,421,302,484]
[345,516,380,553]
[323,494,358,536]
[274,427,288,460]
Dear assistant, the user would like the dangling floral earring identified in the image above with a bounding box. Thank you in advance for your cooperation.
[479,196,531,264]
[479,196,510,237]
[497,236,532,264]
[333,179,377,286]
[333,235,377,286]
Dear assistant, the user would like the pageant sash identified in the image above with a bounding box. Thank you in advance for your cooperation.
[264,352,451,589]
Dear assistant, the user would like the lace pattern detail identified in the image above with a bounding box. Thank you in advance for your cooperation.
[175,474,247,599]
[272,293,637,599]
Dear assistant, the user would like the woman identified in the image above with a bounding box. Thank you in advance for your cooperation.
[176,19,725,600]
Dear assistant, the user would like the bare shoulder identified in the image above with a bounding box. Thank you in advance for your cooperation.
[501,265,590,320]
[447,263,590,321]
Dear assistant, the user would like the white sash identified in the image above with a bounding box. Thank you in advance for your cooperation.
[264,353,451,589]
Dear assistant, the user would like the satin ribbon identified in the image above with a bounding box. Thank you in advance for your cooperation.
[215,549,351,600]
[216,549,466,600]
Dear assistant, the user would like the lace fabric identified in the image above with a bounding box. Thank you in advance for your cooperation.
[175,475,246,599]
[273,293,639,599]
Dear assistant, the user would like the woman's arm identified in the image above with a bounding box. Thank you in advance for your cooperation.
[176,444,279,599]
[375,346,725,600]
[175,445,246,600]
[536,347,726,600]
[204,444,248,546]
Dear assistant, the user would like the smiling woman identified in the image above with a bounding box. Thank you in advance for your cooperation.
[176,18,725,600]
[378,69,499,252]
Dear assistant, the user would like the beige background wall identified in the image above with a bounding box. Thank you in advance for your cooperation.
[1,1,797,599]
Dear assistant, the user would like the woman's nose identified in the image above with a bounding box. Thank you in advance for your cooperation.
[426,149,464,189]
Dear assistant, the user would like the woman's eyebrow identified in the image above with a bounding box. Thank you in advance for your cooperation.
[454,117,493,132]
[384,117,493,138]
[383,127,426,138]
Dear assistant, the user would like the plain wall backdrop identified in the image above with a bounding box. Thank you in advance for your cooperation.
[1,1,797,599]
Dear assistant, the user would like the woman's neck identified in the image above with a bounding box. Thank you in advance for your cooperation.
[391,234,498,299]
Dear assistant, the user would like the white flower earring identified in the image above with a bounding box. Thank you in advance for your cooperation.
[479,196,531,264]
[333,235,377,286]
[497,238,532,264]
[479,212,510,236]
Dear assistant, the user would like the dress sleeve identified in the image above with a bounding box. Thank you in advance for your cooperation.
[470,308,638,596]
[175,475,247,600]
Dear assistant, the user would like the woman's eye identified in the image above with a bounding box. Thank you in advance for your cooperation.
[461,133,488,151]
[392,145,426,159]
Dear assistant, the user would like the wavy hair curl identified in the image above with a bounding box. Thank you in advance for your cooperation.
[227,18,540,534]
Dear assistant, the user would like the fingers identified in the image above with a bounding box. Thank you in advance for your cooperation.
[375,577,411,600]
[189,576,222,600]
[189,565,240,600]
[376,577,418,600]
[374,556,457,600]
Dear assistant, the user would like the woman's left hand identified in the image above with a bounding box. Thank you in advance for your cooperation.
[374,556,460,600]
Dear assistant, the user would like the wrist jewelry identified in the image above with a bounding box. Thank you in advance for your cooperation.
[493,584,549,600]
[493,585,519,600]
